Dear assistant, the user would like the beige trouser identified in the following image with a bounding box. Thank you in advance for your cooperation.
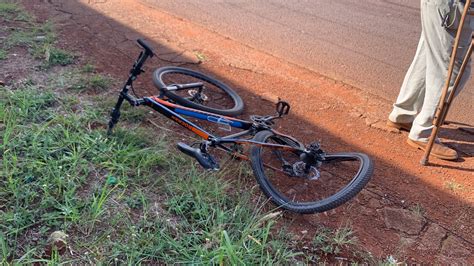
[389,0,472,141]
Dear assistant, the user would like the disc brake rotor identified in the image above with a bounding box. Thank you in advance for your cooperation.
[188,89,208,102]
[292,161,320,180]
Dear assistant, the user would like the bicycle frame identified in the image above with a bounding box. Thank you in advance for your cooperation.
[127,94,302,155]
[108,85,303,159]
[144,96,252,141]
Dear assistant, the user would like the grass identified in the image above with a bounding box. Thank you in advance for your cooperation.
[95,96,150,123]
[88,74,112,90]
[312,224,358,257]
[0,1,32,22]
[1,6,73,67]
[0,49,6,60]
[45,46,75,66]
[0,2,19,18]
[81,63,96,73]
[0,82,300,264]
[4,21,55,50]
[51,69,114,92]
[409,203,425,217]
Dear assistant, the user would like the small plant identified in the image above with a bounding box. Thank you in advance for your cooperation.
[313,224,358,256]
[0,49,7,60]
[14,9,33,22]
[333,226,357,247]
[126,191,147,210]
[46,47,75,66]
[89,74,112,90]
[88,182,116,222]
[194,51,207,62]
[381,255,402,265]
[445,180,463,192]
[82,63,96,73]
[409,203,425,217]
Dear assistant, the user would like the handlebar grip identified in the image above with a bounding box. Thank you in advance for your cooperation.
[137,39,154,57]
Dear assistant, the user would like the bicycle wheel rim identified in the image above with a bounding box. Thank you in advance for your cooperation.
[154,67,244,116]
[251,131,373,213]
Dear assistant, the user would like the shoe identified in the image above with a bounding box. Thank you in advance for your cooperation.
[407,138,458,160]
[386,120,412,131]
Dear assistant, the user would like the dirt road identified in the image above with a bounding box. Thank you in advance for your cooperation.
[142,0,474,125]
[23,0,473,263]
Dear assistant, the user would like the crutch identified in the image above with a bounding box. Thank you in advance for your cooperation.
[421,0,472,165]
[439,37,473,126]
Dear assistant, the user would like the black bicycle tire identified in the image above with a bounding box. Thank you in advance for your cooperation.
[250,130,373,214]
[153,66,244,116]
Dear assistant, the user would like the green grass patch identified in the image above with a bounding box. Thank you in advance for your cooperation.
[5,21,55,50]
[0,80,299,264]
[0,2,18,17]
[95,96,149,123]
[312,224,358,257]
[2,20,71,67]
[0,85,167,262]
[88,74,112,90]
[0,49,7,60]
[65,73,113,91]
[50,69,114,92]
[0,2,31,22]
[0,3,72,68]
[45,46,75,66]
[81,63,96,73]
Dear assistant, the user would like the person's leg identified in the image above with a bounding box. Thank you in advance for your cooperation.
[409,0,472,141]
[388,33,427,124]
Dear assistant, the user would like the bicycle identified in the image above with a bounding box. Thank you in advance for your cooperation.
[107,39,374,214]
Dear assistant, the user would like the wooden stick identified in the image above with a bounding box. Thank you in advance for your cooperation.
[439,39,473,125]
[421,0,472,165]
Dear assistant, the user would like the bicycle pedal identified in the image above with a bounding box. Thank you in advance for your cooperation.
[177,142,220,171]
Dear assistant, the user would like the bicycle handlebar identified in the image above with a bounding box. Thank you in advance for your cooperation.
[129,39,155,78]
[137,38,154,57]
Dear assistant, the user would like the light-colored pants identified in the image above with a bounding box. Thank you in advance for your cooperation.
[389,0,472,141]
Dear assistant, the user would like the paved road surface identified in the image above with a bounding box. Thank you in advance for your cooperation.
[142,0,473,125]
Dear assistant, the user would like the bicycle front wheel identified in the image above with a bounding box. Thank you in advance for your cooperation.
[250,130,373,214]
[153,66,244,116]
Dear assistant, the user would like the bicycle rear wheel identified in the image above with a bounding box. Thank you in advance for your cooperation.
[153,66,244,116]
[250,130,373,214]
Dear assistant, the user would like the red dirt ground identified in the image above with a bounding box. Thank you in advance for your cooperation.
[21,0,473,263]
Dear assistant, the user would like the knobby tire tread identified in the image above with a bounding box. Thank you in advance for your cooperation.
[250,130,373,214]
[153,66,244,116]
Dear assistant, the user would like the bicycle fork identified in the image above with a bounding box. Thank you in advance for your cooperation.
[107,95,125,135]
